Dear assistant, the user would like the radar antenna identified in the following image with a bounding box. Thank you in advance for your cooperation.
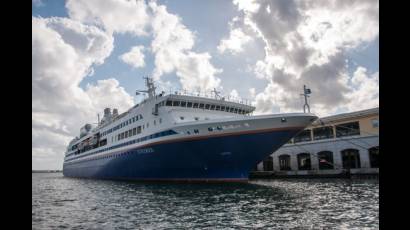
[301,85,311,113]
[212,88,221,99]
[136,76,156,99]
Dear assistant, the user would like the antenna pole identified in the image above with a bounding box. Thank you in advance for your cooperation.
[301,85,311,113]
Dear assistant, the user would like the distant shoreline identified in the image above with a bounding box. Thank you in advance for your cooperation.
[32,170,62,173]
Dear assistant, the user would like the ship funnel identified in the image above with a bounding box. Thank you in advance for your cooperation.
[104,108,111,118]
[113,108,118,117]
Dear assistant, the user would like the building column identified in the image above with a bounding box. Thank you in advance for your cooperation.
[273,154,280,172]
[257,162,264,171]
[310,152,319,171]
[359,149,370,168]
[290,154,298,171]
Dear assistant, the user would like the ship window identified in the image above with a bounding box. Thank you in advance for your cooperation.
[181,101,187,107]
[199,103,204,109]
[238,109,242,114]
[221,106,225,111]
[194,129,199,134]
[225,107,230,112]
[147,122,149,128]
[121,133,124,139]
[187,102,193,107]
[193,103,199,108]
[140,114,143,119]
[126,121,128,125]
[128,130,132,137]
[180,116,184,120]
[118,134,121,140]
[129,119,132,123]
[143,124,145,129]
[125,132,128,138]
[217,126,222,130]
[208,127,213,131]
[166,100,172,106]
[229,107,234,112]
[195,117,199,121]
[215,105,220,111]
[173,101,180,106]
[210,105,215,110]
[159,118,162,124]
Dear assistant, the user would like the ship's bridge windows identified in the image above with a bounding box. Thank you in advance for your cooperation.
[166,100,172,106]
[199,103,204,109]
[181,101,187,107]
[205,104,210,109]
[173,101,180,106]
[229,107,234,112]
[193,102,199,108]
[215,105,220,111]
[187,102,193,107]
[210,105,215,110]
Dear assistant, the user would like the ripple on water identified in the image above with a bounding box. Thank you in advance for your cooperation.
[32,174,378,229]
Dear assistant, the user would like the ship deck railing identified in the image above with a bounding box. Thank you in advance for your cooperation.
[141,88,255,107]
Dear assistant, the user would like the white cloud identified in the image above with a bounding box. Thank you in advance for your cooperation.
[32,17,134,170]
[66,0,150,36]
[344,67,379,112]
[218,28,253,54]
[119,45,145,68]
[229,89,239,99]
[227,0,379,116]
[149,2,222,92]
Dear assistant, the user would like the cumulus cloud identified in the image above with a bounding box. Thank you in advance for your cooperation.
[66,0,150,36]
[227,0,379,116]
[119,45,145,68]
[218,28,253,54]
[149,2,222,92]
[32,17,134,169]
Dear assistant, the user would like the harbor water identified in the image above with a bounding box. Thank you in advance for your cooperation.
[32,173,378,229]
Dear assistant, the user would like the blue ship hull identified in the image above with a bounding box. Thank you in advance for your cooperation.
[63,128,300,182]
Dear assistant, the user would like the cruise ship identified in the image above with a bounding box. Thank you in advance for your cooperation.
[63,77,317,182]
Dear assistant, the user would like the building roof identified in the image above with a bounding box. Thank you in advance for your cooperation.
[312,107,379,125]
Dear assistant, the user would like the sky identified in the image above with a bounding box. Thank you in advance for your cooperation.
[32,0,379,170]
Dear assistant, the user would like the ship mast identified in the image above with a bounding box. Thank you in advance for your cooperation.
[136,76,156,99]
